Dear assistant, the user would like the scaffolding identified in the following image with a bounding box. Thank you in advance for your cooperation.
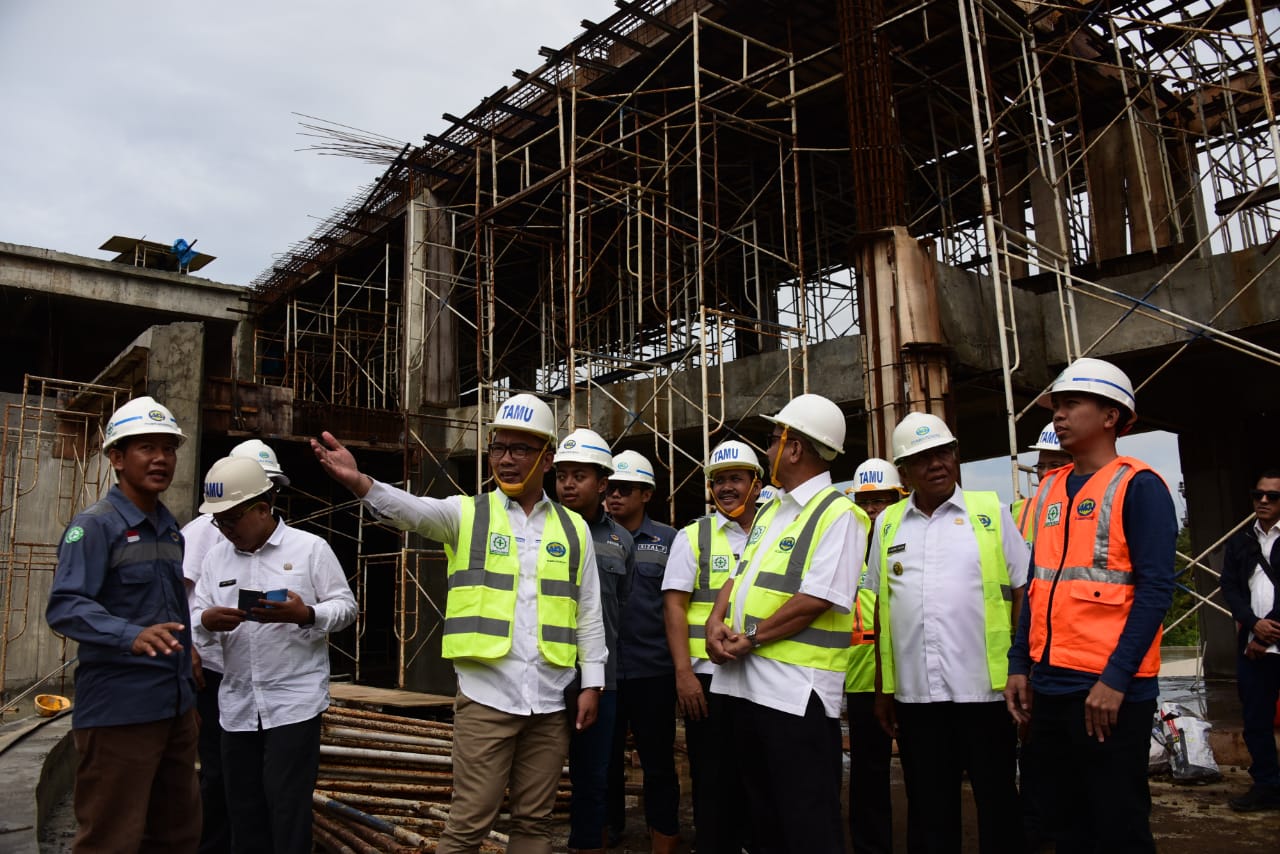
[243,0,1280,681]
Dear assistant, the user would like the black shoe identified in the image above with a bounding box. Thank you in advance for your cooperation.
[1228,785,1280,812]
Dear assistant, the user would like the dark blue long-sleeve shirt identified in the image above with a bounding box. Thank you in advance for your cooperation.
[1008,470,1176,701]
[47,486,195,728]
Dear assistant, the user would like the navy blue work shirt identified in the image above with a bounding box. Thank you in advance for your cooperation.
[586,511,636,690]
[617,514,677,679]
[47,485,196,728]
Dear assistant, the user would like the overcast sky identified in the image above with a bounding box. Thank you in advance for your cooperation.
[0,0,618,285]
[1,1,1187,514]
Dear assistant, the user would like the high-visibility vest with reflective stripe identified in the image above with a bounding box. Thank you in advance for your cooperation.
[1013,496,1037,543]
[728,488,868,672]
[845,496,877,693]
[442,491,588,667]
[1028,457,1162,677]
[683,515,736,660]
[876,491,1014,694]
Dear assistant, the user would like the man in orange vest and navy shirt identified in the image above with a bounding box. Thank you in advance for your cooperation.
[1005,357,1176,853]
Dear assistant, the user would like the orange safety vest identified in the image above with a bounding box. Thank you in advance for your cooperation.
[1028,456,1163,677]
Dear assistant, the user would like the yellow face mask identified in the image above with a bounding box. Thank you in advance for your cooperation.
[496,443,549,498]
[768,425,789,488]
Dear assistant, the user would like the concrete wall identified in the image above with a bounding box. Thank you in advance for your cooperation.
[147,323,206,524]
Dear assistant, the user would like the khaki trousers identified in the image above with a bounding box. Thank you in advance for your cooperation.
[71,708,201,854]
[437,691,570,854]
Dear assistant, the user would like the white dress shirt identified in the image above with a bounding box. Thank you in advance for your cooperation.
[363,482,607,715]
[864,488,1029,704]
[181,512,225,673]
[711,472,863,718]
[1250,521,1280,655]
[190,519,357,731]
[662,511,750,676]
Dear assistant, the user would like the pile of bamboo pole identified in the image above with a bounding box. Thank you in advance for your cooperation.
[312,705,571,852]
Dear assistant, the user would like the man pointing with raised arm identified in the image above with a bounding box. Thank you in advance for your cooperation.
[312,393,606,854]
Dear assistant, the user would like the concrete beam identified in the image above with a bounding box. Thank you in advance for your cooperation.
[0,242,245,322]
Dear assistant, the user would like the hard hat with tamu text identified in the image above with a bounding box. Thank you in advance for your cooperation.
[1036,357,1136,416]
[555,428,614,471]
[1029,423,1062,453]
[199,456,274,514]
[230,439,290,486]
[763,394,845,461]
[489,393,557,442]
[706,440,763,478]
[102,396,186,452]
[757,485,782,504]
[610,450,656,487]
[849,458,906,494]
[892,412,957,464]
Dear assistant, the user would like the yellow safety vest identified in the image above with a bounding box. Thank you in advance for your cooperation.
[845,580,878,693]
[728,488,868,672]
[875,491,1014,693]
[683,516,736,660]
[442,491,588,667]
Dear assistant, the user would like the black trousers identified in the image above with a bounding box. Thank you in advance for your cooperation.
[685,674,748,854]
[197,668,230,854]
[847,691,893,854]
[221,714,322,854]
[1237,649,1280,787]
[608,674,680,836]
[727,692,844,854]
[1030,691,1156,854]
[894,700,1023,854]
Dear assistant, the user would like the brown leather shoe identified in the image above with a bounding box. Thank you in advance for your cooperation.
[650,828,681,854]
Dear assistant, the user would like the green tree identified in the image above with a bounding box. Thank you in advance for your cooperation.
[1162,527,1200,646]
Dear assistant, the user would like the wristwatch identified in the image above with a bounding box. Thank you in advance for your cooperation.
[744,622,762,648]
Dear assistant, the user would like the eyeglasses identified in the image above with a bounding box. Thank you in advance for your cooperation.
[606,482,637,497]
[487,442,542,461]
[1251,490,1280,503]
[211,502,260,531]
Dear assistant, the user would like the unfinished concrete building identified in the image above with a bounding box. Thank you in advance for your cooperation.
[3,0,1279,700]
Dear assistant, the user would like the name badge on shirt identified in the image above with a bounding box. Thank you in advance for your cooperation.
[489,533,511,556]
[219,579,236,587]
[887,543,906,555]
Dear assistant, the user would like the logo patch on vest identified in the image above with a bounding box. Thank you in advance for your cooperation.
[712,555,730,571]
[546,541,567,557]
[887,543,906,555]
[747,525,765,545]
[489,533,511,556]
[1076,498,1097,518]
[778,537,796,552]
[976,514,992,528]
[1044,502,1063,527]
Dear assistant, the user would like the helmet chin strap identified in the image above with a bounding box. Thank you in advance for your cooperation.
[711,475,759,519]
[769,426,789,488]
[497,444,549,498]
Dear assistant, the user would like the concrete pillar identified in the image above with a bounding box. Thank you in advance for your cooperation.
[147,322,205,524]
[404,188,459,411]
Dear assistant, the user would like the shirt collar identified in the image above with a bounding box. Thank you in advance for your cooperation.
[907,485,965,517]
[785,471,834,508]
[107,484,177,533]
[1254,519,1279,540]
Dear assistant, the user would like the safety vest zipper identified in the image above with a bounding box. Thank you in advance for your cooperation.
[1040,494,1074,662]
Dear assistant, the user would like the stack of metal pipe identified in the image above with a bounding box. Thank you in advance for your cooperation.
[312,705,571,852]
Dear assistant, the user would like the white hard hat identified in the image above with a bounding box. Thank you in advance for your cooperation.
[489,393,557,442]
[555,428,614,471]
[849,458,906,494]
[892,411,957,464]
[230,439,290,486]
[706,440,763,478]
[102,396,186,452]
[610,450,656,487]
[763,394,845,461]
[199,456,273,514]
[1036,357,1136,416]
[1029,422,1061,453]
[757,485,782,504]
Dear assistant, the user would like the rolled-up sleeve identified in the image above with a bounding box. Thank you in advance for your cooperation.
[575,537,607,688]
[797,510,865,613]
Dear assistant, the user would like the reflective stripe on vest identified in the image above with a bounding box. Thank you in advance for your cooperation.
[1015,494,1041,544]
[442,492,587,666]
[728,488,866,672]
[875,491,1014,694]
[1028,457,1162,678]
[684,515,736,660]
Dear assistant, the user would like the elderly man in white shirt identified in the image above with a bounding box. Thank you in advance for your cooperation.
[311,393,607,854]
[192,456,356,854]
[705,395,866,853]
[868,412,1027,853]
